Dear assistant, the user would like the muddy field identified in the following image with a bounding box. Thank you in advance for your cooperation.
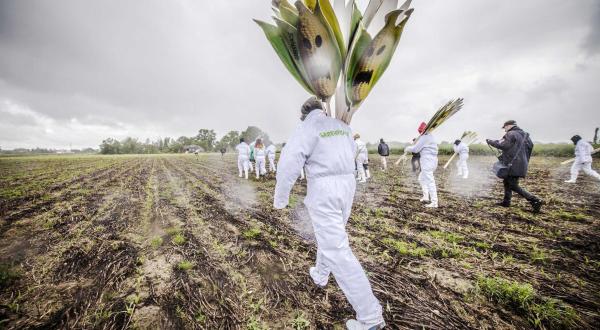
[0,154,598,329]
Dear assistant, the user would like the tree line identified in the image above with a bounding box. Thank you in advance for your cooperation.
[99,126,272,155]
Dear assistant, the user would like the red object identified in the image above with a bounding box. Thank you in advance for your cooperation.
[417,122,427,134]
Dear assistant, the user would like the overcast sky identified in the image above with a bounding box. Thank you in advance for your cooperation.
[1,0,599,149]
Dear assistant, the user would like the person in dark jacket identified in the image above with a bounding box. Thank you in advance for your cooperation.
[486,120,543,213]
[409,138,421,174]
[377,138,390,171]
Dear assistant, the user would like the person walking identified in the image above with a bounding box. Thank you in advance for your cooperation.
[410,138,421,174]
[378,138,390,171]
[405,122,439,208]
[565,135,600,183]
[235,138,250,179]
[487,120,543,213]
[266,143,277,173]
[453,139,469,179]
[354,134,369,183]
[274,97,385,330]
[220,147,226,158]
[254,138,267,179]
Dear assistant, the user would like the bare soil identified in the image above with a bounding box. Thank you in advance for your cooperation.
[0,154,598,329]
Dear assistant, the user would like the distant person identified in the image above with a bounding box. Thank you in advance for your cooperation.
[453,139,469,179]
[487,120,543,213]
[220,147,226,158]
[377,138,390,171]
[235,138,250,179]
[565,135,600,183]
[274,96,384,330]
[354,134,369,183]
[266,143,277,173]
[405,122,438,208]
[254,138,267,179]
[248,141,255,172]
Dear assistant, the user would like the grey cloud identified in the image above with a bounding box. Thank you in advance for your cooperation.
[582,0,600,55]
[1,0,599,149]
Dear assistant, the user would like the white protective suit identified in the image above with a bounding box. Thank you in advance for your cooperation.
[274,110,383,325]
[355,139,369,182]
[254,146,267,178]
[405,134,439,205]
[568,139,600,182]
[266,144,277,172]
[235,142,250,179]
[453,142,469,179]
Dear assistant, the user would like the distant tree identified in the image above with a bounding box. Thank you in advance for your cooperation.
[121,137,140,154]
[594,127,598,145]
[161,137,171,152]
[195,129,217,152]
[100,138,121,154]
[241,126,270,144]
[217,130,241,151]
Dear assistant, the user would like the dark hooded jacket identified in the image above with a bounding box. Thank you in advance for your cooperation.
[378,142,390,156]
[488,126,533,178]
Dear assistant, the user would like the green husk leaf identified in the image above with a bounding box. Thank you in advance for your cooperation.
[272,16,316,93]
[304,0,317,11]
[369,10,409,88]
[344,25,372,105]
[348,0,363,46]
[254,19,314,94]
[318,0,346,57]
[276,0,299,25]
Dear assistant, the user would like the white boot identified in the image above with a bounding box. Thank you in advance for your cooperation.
[309,267,328,288]
[346,319,385,330]
[419,190,429,202]
[426,201,438,208]
[365,169,371,179]
[564,179,576,183]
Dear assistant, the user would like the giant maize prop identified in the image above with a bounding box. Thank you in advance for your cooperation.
[254,0,414,123]
[443,131,478,169]
[395,98,465,165]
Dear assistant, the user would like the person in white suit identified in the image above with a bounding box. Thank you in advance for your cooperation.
[405,123,439,208]
[274,97,384,330]
[565,135,600,183]
[266,143,277,173]
[354,134,369,183]
[253,138,267,179]
[453,139,469,179]
[235,138,250,179]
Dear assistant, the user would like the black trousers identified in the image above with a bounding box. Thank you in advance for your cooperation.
[503,176,537,203]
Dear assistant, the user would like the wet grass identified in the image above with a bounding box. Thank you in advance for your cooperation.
[476,276,578,328]
[1,154,598,329]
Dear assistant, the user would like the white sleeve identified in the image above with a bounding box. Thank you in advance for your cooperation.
[406,135,428,153]
[273,125,316,209]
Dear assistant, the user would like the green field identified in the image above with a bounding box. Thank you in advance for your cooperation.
[1,154,599,329]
